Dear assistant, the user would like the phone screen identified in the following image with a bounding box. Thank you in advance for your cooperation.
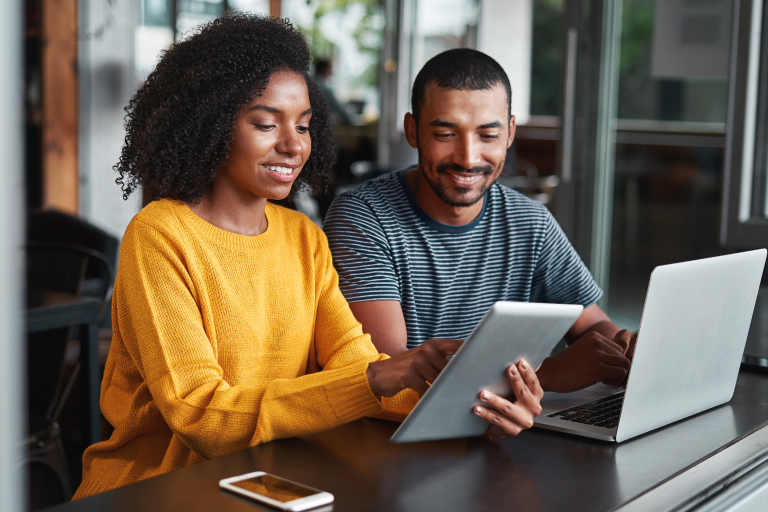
[231,474,318,503]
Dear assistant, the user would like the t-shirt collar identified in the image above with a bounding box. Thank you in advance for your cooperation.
[396,167,489,234]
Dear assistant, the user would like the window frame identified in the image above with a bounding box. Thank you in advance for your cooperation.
[721,0,768,248]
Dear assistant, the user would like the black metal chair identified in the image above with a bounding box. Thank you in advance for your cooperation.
[23,242,113,509]
[27,209,119,324]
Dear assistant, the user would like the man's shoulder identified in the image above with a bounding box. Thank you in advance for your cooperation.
[328,171,410,221]
[488,183,553,223]
[338,170,406,203]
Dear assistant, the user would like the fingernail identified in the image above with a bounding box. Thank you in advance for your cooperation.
[520,360,528,370]
[474,406,483,415]
[509,365,518,375]
[480,391,490,401]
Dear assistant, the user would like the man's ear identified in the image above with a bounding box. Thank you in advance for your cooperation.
[404,112,419,149]
[507,115,517,150]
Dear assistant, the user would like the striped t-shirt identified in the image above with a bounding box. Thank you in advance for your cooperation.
[324,170,602,349]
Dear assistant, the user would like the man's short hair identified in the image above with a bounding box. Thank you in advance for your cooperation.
[411,48,512,124]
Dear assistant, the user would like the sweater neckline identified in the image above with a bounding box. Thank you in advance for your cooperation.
[167,199,279,254]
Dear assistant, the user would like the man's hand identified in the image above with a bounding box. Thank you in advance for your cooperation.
[473,359,543,438]
[366,338,462,397]
[536,331,632,393]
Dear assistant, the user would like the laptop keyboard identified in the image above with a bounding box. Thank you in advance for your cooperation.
[546,392,625,429]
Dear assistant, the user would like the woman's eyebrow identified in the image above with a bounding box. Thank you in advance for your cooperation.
[248,105,313,116]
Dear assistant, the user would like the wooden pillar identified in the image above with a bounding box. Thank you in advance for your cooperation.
[270,0,281,17]
[42,0,79,214]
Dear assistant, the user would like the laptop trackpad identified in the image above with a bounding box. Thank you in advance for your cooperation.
[540,383,623,414]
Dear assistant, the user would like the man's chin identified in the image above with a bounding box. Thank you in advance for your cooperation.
[439,188,486,208]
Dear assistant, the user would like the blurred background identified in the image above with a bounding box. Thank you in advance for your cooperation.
[4,0,768,509]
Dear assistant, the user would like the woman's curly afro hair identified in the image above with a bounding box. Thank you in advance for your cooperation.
[116,13,335,202]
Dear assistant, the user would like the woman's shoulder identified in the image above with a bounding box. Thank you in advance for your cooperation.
[124,199,190,244]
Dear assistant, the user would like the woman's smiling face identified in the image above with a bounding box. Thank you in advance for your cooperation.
[218,70,313,201]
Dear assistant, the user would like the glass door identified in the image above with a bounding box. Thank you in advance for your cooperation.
[556,0,737,330]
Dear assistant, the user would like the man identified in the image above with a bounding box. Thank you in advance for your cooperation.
[324,49,634,394]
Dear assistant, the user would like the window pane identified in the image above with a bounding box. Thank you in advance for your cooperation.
[617,0,730,124]
[177,0,225,39]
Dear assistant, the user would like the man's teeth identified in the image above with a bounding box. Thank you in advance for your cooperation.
[455,175,477,182]
[266,165,292,174]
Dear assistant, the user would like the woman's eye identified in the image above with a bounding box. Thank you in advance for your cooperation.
[254,124,275,131]
[297,125,309,134]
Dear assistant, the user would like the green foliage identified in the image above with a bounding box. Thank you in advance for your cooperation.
[295,0,385,87]
[530,0,564,117]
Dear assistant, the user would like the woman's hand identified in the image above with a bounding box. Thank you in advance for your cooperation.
[474,360,544,438]
[366,338,462,397]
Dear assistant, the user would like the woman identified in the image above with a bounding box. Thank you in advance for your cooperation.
[74,14,542,499]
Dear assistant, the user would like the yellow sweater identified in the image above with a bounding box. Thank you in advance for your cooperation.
[74,199,414,499]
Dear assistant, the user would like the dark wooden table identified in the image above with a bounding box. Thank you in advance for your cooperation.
[46,368,768,512]
[27,289,102,445]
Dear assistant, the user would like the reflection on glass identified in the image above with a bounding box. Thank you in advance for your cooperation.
[136,0,174,81]
[618,0,729,124]
[607,0,731,328]
[228,0,269,14]
[411,0,479,74]
[282,0,385,124]
[176,0,225,39]
[752,2,768,218]
[530,0,564,117]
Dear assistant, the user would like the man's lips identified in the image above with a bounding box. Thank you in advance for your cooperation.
[441,169,486,188]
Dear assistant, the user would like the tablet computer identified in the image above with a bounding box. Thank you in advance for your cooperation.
[390,301,583,443]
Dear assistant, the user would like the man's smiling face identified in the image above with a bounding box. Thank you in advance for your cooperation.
[405,82,515,208]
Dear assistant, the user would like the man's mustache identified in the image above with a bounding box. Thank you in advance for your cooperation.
[436,162,494,175]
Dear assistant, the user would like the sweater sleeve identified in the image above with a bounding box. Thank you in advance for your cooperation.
[115,220,384,460]
[313,229,420,422]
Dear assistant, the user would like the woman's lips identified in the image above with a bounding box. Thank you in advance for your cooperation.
[263,164,297,183]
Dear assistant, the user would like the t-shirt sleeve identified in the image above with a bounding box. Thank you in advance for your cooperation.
[530,209,603,307]
[323,193,401,303]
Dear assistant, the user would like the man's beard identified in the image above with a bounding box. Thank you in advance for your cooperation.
[419,155,497,207]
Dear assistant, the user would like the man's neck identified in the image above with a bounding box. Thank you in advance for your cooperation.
[406,167,485,226]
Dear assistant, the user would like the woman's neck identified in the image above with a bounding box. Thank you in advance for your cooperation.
[188,184,269,237]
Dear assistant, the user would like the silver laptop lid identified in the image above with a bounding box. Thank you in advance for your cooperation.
[616,249,766,442]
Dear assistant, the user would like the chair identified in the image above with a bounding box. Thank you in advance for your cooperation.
[27,209,119,323]
[23,242,114,509]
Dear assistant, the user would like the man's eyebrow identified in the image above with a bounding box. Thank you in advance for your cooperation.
[248,105,313,116]
[429,119,458,128]
[428,119,503,129]
[478,121,503,129]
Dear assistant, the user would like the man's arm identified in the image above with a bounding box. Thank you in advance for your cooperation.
[536,304,637,393]
[349,300,409,356]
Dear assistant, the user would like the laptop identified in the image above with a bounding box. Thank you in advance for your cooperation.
[391,302,583,443]
[534,249,766,443]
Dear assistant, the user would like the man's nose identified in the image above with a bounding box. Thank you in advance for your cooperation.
[453,134,482,170]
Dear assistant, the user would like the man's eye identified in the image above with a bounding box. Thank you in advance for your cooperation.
[481,134,500,140]
[435,133,453,138]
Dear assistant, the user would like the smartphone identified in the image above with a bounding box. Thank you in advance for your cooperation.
[219,471,334,511]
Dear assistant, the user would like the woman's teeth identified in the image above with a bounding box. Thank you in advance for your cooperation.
[266,165,292,174]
